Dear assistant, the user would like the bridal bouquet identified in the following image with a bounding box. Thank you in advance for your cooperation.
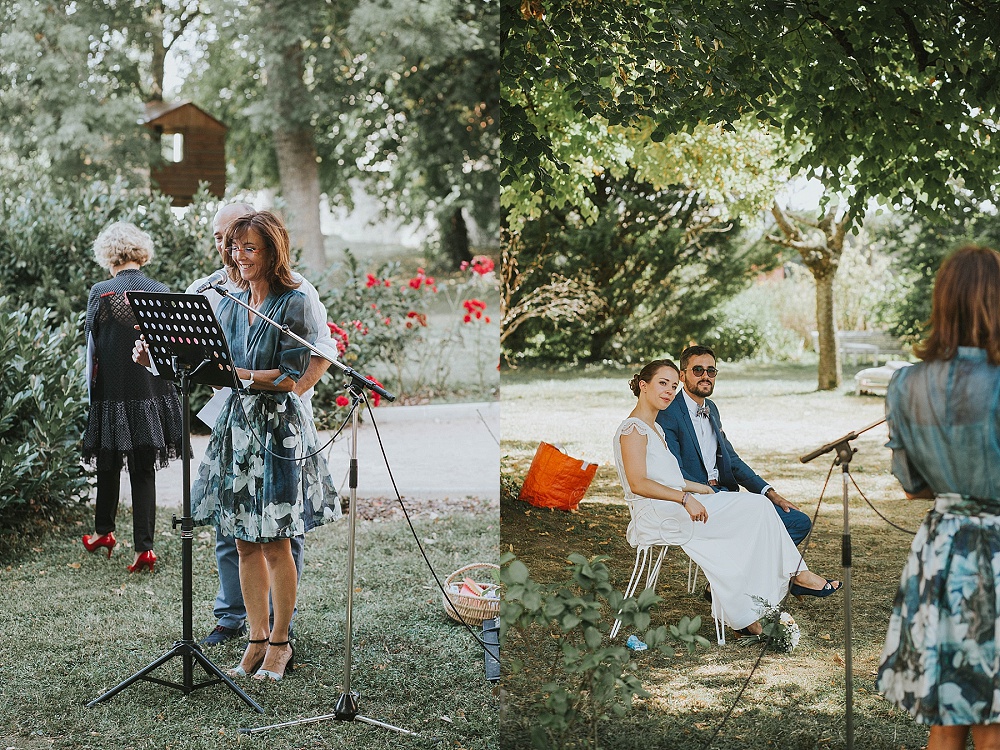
[742,597,801,653]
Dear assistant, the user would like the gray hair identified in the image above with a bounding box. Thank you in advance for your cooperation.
[92,222,155,271]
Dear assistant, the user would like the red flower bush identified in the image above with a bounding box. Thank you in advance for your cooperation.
[367,376,385,407]
[404,310,428,329]
[407,267,438,292]
[327,321,350,355]
[462,298,488,323]
[460,255,495,276]
[315,249,497,423]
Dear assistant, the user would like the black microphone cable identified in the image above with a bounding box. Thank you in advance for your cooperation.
[699,453,918,749]
[362,393,495,654]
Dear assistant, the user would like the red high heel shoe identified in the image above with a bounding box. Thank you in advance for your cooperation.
[127,550,156,573]
[82,532,117,558]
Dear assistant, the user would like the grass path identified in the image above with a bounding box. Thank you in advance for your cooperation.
[1,507,498,750]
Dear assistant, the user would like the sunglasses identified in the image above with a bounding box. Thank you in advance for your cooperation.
[688,366,718,377]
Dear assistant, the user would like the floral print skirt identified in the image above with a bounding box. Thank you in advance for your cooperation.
[877,501,1000,726]
[191,390,341,542]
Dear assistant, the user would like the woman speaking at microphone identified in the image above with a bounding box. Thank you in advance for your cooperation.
[877,245,1000,750]
[188,210,341,682]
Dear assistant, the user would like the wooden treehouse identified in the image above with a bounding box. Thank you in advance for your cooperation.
[141,101,227,207]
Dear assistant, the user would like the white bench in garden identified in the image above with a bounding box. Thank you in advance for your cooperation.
[810,330,909,366]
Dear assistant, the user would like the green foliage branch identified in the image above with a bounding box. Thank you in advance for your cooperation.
[501,551,709,749]
[503,0,1000,223]
[0,300,90,524]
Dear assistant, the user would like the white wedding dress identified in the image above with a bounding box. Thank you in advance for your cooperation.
[613,417,805,630]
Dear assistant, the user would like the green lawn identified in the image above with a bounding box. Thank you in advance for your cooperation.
[0,505,499,750]
[501,361,931,750]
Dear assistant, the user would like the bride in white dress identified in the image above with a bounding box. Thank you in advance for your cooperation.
[613,359,840,635]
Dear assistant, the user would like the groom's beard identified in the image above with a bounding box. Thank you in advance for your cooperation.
[687,379,715,398]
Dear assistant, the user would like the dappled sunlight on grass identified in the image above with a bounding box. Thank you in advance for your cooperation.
[502,362,932,748]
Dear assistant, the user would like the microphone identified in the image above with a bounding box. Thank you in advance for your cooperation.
[194,269,229,294]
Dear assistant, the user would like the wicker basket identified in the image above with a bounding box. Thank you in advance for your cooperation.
[442,562,500,624]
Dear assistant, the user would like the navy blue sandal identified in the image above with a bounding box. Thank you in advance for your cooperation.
[790,578,841,600]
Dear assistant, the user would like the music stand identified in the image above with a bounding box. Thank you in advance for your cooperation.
[86,291,263,713]
[800,417,885,750]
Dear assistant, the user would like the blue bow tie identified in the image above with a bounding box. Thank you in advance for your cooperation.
[696,405,711,419]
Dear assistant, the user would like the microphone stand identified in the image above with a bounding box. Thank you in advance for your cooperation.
[204,286,416,738]
[800,417,885,750]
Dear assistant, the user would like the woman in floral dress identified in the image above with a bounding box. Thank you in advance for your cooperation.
[876,245,1000,750]
[191,210,340,682]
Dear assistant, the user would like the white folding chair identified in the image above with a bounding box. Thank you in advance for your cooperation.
[611,498,726,644]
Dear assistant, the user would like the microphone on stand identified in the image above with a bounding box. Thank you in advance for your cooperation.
[194,269,229,294]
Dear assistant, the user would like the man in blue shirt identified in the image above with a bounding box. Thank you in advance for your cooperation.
[656,344,811,546]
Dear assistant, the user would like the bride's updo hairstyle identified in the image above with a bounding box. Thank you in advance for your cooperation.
[628,359,680,397]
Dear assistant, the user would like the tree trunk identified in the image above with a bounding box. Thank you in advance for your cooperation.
[815,270,841,390]
[148,1,165,101]
[262,2,326,272]
[441,206,472,267]
[767,201,848,391]
[273,127,326,272]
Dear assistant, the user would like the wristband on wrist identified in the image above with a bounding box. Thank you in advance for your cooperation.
[681,492,690,507]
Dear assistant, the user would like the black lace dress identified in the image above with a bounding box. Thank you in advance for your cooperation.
[82,269,184,471]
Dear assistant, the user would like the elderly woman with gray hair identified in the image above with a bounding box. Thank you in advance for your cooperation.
[81,222,183,573]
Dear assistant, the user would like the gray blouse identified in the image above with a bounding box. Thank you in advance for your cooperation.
[886,346,1000,499]
[217,288,313,385]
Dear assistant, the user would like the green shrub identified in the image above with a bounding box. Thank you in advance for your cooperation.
[0,300,90,524]
[705,286,802,362]
[0,178,220,322]
[501,552,708,749]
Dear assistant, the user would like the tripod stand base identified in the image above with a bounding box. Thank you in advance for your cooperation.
[87,640,264,713]
[238,692,419,736]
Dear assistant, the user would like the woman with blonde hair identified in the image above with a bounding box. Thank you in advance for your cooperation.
[877,245,1000,750]
[81,222,184,573]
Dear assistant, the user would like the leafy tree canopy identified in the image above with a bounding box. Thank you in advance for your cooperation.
[180,0,498,253]
[347,0,499,236]
[0,0,206,182]
[502,0,1000,223]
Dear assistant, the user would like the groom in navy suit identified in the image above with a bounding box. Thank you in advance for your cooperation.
[656,344,811,545]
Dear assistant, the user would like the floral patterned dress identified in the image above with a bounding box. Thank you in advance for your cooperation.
[876,347,1000,726]
[190,288,341,541]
